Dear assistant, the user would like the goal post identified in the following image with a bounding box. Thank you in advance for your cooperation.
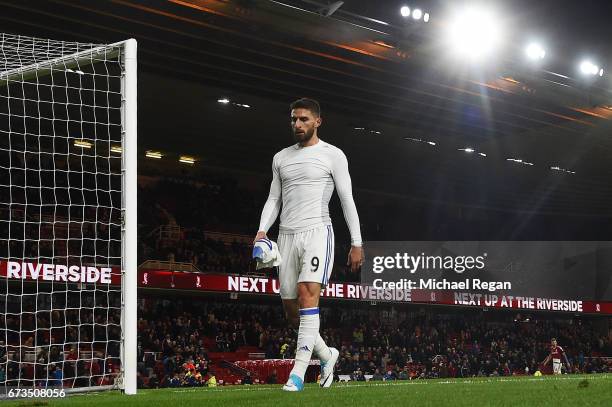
[0,34,137,396]
[121,38,138,396]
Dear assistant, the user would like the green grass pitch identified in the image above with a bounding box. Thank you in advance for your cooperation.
[6,374,612,407]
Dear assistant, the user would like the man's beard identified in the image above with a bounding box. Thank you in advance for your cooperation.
[293,127,314,143]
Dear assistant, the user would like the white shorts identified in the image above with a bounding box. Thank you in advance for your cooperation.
[278,224,334,299]
[552,359,562,374]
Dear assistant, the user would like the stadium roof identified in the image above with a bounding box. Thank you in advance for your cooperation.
[2,0,612,217]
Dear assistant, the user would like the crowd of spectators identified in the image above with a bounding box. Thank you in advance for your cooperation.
[4,152,612,392]
[137,177,358,281]
[136,175,612,285]
[139,229,256,275]
[135,297,612,388]
[138,177,262,236]
[1,293,122,387]
[329,309,612,379]
[138,228,358,282]
[136,296,289,388]
[1,288,610,389]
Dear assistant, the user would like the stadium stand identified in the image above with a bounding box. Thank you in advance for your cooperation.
[133,297,611,387]
[2,172,611,389]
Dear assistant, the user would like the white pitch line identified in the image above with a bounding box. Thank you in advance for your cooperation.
[168,374,610,394]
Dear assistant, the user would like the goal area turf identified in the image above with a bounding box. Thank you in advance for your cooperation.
[5,374,612,407]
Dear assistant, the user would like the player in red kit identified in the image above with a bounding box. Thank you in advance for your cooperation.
[542,338,571,375]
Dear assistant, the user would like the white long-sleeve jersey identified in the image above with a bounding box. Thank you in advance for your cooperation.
[258,139,362,246]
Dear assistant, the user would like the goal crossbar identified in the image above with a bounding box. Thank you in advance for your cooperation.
[0,41,127,87]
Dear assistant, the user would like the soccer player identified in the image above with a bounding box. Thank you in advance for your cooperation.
[254,98,363,391]
[542,337,571,375]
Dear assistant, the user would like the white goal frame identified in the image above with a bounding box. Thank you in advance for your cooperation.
[0,37,137,395]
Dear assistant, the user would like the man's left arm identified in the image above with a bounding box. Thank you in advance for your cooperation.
[331,149,363,271]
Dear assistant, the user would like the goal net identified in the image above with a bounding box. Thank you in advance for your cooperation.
[0,33,137,395]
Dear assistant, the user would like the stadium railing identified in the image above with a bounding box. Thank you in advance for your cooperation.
[139,260,201,273]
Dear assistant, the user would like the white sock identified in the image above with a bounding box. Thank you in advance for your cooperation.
[293,329,331,363]
[314,333,332,363]
[290,307,319,380]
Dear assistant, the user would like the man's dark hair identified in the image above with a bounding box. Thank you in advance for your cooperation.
[290,98,321,117]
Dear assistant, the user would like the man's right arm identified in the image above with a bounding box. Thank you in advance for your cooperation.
[255,154,281,241]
